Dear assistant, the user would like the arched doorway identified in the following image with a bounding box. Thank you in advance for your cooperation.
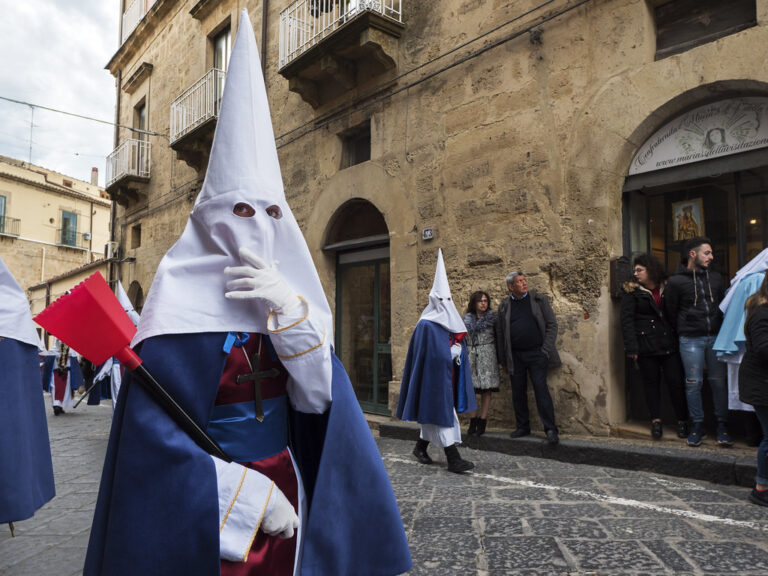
[325,199,391,414]
[623,96,768,436]
[127,280,144,313]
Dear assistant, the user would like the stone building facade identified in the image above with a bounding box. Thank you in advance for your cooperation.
[105,0,768,436]
[0,156,111,308]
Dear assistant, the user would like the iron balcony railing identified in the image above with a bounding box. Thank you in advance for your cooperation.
[170,68,226,145]
[56,229,89,250]
[122,0,159,44]
[279,0,403,69]
[106,139,152,188]
[0,216,20,237]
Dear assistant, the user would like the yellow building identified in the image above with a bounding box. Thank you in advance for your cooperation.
[105,0,768,437]
[0,156,111,313]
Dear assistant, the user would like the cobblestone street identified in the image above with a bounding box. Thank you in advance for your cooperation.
[2,397,768,575]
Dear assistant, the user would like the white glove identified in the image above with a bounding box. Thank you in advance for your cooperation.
[450,343,462,364]
[262,485,299,539]
[224,247,302,314]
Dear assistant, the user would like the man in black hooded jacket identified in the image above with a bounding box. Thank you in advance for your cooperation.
[664,236,730,448]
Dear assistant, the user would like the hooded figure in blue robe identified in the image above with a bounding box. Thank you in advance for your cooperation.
[397,249,477,473]
[0,256,55,529]
[83,11,410,576]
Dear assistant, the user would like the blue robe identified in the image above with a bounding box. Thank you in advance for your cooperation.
[396,320,476,427]
[0,338,55,523]
[84,332,411,576]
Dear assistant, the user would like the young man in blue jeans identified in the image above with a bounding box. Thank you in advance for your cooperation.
[664,236,731,447]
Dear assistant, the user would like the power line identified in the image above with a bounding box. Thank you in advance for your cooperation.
[0,95,165,138]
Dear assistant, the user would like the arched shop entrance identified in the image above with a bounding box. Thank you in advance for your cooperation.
[324,199,392,415]
[622,97,768,438]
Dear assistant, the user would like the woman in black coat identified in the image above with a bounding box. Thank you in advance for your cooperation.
[620,253,688,439]
[739,271,768,507]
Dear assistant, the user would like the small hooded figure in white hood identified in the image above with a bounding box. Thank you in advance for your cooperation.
[0,256,55,527]
[84,11,410,576]
[396,249,477,473]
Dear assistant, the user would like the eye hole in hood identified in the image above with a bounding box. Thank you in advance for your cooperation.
[233,202,255,218]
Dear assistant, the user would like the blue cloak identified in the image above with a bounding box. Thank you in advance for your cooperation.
[84,332,411,576]
[0,338,55,523]
[714,271,765,358]
[396,320,476,427]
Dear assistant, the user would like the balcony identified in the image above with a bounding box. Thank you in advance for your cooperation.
[0,216,20,237]
[279,0,404,108]
[170,68,225,172]
[122,0,159,44]
[56,229,89,250]
[105,139,151,207]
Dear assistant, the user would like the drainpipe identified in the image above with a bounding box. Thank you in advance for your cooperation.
[109,70,122,288]
[40,246,45,282]
[261,0,268,76]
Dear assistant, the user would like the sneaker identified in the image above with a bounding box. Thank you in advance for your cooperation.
[651,421,663,439]
[677,421,689,439]
[749,488,768,507]
[687,424,706,447]
[716,424,734,447]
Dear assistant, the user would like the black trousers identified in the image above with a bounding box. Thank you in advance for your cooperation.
[510,348,556,432]
[636,353,688,421]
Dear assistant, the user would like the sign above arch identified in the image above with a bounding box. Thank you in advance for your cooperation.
[629,97,768,175]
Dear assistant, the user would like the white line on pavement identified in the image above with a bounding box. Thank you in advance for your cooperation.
[383,456,768,532]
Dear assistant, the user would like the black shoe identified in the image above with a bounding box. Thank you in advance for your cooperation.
[476,418,487,436]
[509,428,530,439]
[444,445,474,473]
[53,406,64,416]
[467,417,479,436]
[749,488,768,507]
[677,421,689,439]
[412,439,432,465]
[651,420,663,439]
[546,429,559,445]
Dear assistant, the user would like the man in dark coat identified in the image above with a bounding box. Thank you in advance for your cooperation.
[664,236,730,447]
[496,272,561,444]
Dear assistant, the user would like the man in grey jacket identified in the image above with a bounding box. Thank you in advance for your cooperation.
[496,272,561,444]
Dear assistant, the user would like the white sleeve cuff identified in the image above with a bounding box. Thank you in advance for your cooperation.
[212,457,274,562]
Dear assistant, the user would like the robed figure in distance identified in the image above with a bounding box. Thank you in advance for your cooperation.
[83,11,410,576]
[0,256,55,530]
[397,249,477,473]
[42,337,85,415]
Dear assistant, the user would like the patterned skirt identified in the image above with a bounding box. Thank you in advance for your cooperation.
[468,330,500,393]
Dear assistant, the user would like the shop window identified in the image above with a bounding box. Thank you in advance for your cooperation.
[653,0,756,60]
[340,121,371,169]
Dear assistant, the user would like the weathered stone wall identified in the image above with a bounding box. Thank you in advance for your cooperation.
[110,0,768,434]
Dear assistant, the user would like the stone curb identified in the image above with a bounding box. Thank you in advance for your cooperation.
[379,421,758,487]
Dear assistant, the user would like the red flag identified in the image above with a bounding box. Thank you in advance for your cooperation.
[34,272,141,369]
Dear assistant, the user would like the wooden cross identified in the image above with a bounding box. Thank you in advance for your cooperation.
[236,349,280,422]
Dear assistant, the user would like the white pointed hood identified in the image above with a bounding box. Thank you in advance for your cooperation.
[117,280,140,326]
[0,256,40,347]
[418,249,467,334]
[133,10,332,346]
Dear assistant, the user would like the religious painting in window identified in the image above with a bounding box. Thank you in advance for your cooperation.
[671,198,704,242]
